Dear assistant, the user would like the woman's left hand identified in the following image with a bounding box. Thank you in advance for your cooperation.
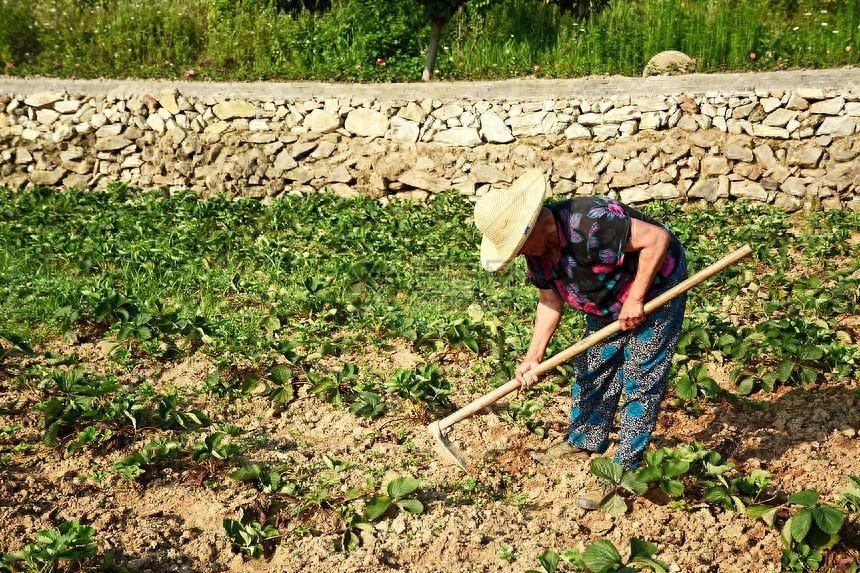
[619,297,645,331]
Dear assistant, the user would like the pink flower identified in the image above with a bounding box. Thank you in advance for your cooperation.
[749,51,757,60]
[5,62,13,69]
[607,203,625,216]
[375,58,385,66]
[581,301,601,316]
[184,69,196,78]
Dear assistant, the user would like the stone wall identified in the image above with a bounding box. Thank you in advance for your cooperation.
[1,72,858,211]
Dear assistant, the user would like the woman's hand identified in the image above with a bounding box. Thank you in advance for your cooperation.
[516,357,542,389]
[619,297,645,331]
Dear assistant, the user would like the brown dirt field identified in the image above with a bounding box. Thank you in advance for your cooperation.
[1,335,858,573]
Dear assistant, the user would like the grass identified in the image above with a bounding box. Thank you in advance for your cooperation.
[0,0,857,82]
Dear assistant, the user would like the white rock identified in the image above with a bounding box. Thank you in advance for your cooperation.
[845,102,860,117]
[564,123,590,139]
[344,109,389,138]
[796,88,825,100]
[145,114,166,134]
[604,106,639,123]
[24,93,64,109]
[35,109,60,125]
[619,186,651,203]
[781,177,807,197]
[398,169,451,192]
[95,123,123,138]
[398,102,427,123]
[808,97,844,116]
[213,100,257,120]
[249,119,269,131]
[760,97,782,113]
[752,124,790,139]
[273,150,299,172]
[90,113,107,129]
[304,109,340,133]
[158,91,180,115]
[639,112,662,130]
[388,116,419,143]
[577,113,604,126]
[470,163,511,184]
[479,111,514,143]
[730,180,768,202]
[763,108,796,127]
[54,100,82,114]
[433,127,482,147]
[432,104,464,121]
[816,116,855,137]
[21,128,41,141]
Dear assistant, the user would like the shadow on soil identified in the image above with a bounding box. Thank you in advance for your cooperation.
[689,384,859,464]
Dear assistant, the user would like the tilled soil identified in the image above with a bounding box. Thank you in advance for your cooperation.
[1,338,858,573]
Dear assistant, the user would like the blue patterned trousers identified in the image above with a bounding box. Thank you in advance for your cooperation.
[566,250,687,470]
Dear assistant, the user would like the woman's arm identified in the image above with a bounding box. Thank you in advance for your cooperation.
[516,288,564,387]
[618,218,670,331]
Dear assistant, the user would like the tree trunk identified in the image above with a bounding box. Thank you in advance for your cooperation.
[422,18,444,81]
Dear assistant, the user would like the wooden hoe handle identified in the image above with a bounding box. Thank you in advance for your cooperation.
[434,244,753,431]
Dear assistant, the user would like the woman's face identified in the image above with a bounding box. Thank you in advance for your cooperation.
[519,209,550,257]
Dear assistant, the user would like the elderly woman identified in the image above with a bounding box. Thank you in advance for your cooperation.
[473,169,687,510]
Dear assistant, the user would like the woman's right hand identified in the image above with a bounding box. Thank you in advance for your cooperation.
[515,358,541,389]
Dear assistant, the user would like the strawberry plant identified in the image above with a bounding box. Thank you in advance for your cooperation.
[502,399,545,437]
[384,363,451,411]
[223,514,279,559]
[780,490,845,573]
[589,458,648,516]
[636,447,696,498]
[229,464,295,494]
[0,520,96,573]
[340,476,424,552]
[192,432,240,463]
[156,392,210,429]
[348,391,385,419]
[111,438,182,481]
[838,476,860,514]
[266,364,295,405]
[527,538,668,573]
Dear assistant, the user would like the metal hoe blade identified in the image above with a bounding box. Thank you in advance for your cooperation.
[427,421,468,472]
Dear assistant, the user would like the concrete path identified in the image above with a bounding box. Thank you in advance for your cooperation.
[1,68,858,101]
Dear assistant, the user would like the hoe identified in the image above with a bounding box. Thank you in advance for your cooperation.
[427,244,753,471]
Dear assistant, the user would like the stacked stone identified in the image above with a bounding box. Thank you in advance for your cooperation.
[0,87,857,211]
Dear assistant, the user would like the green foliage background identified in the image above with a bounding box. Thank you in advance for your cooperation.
[0,0,857,81]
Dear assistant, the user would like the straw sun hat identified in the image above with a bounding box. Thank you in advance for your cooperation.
[473,168,548,272]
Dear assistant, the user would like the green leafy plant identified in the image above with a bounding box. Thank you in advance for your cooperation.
[156,392,210,429]
[307,363,359,404]
[348,391,385,419]
[266,364,296,405]
[780,490,845,573]
[340,476,424,552]
[192,432,240,463]
[111,438,182,480]
[838,476,860,514]
[223,515,279,559]
[526,539,667,573]
[589,458,648,516]
[502,399,545,437]
[636,448,695,498]
[229,464,295,495]
[1,520,96,572]
[582,538,667,573]
[384,363,451,411]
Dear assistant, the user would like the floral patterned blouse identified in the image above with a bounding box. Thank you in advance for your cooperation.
[525,197,684,318]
